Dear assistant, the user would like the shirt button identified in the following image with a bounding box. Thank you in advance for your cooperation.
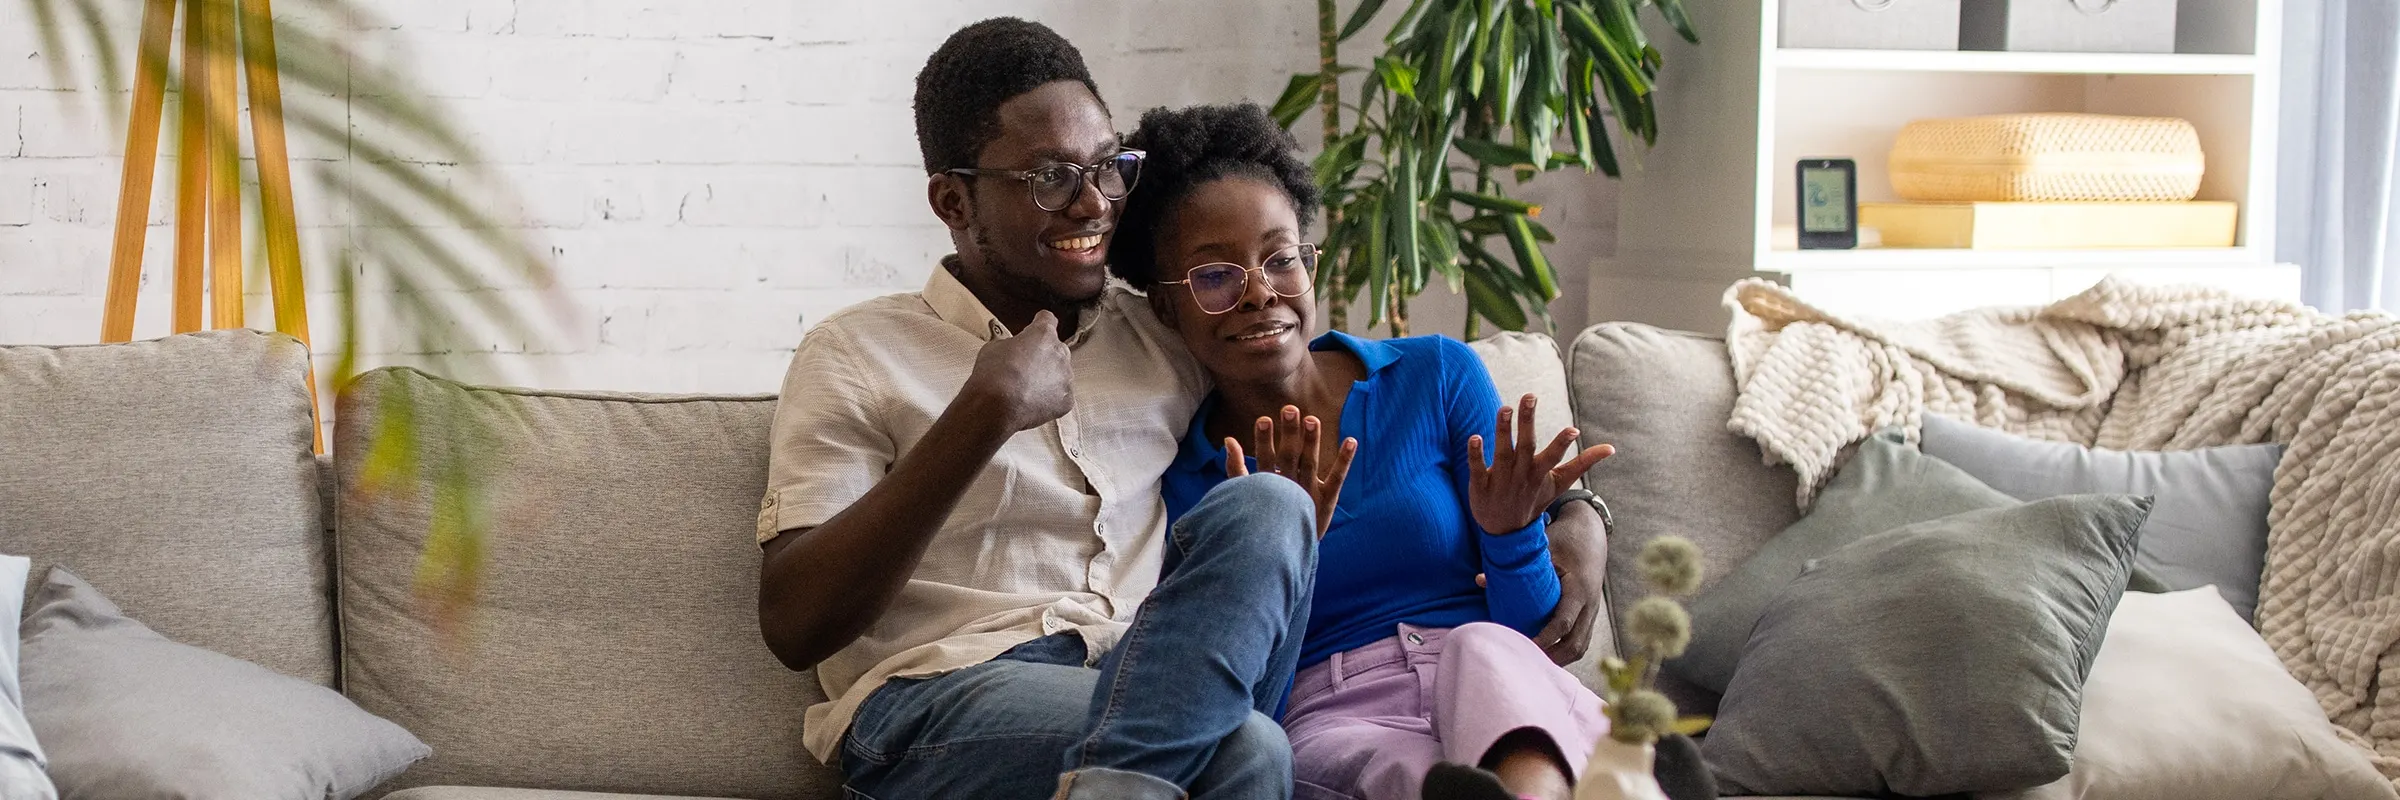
[1406,632,1425,645]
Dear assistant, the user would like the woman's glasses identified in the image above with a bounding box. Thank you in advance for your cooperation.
[1159,243,1318,315]
[944,150,1146,212]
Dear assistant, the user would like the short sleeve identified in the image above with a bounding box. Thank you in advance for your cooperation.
[757,327,896,544]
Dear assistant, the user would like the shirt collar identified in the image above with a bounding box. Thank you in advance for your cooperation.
[1178,329,1402,475]
[1312,329,1402,376]
[923,254,1106,343]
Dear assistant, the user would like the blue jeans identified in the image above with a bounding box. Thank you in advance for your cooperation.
[840,473,1319,800]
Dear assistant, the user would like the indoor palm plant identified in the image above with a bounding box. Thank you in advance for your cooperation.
[1271,0,1696,336]
[24,0,568,632]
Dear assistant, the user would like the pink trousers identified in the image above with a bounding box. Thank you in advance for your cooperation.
[1282,622,1612,800]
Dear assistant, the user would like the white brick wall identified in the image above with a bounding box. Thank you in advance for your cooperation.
[0,1,1610,394]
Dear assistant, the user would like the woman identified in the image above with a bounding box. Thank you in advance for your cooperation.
[1108,102,1616,800]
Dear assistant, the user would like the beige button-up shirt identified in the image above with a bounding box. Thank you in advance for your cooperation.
[759,260,1206,763]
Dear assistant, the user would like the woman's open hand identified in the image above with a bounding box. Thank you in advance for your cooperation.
[1225,405,1357,538]
[1467,394,1612,534]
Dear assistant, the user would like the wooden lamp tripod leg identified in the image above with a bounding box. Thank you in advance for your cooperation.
[239,0,322,451]
[204,0,242,331]
[100,0,179,343]
[169,0,209,334]
[98,0,323,452]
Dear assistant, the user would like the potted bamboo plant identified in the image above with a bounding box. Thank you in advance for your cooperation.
[1271,0,1697,336]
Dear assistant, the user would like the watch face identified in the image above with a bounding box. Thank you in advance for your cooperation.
[1801,166,1850,233]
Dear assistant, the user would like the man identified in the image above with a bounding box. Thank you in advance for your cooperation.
[756,18,1613,800]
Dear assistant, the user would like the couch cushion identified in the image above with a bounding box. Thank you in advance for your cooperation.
[384,789,739,800]
[1564,323,1801,714]
[1989,588,2397,800]
[1468,331,1582,462]
[1674,430,2018,696]
[334,368,837,800]
[23,566,428,800]
[0,330,331,686]
[1702,494,2149,798]
[1919,414,2283,623]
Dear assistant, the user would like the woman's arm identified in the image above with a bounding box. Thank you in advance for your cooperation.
[1478,515,1560,635]
[1440,339,1607,635]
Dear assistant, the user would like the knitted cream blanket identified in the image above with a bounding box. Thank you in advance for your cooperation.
[1723,276,2400,782]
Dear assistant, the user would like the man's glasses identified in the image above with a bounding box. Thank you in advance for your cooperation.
[945,150,1146,212]
[1158,244,1318,315]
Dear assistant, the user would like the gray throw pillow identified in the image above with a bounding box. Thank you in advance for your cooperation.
[1702,494,2152,798]
[1670,429,2019,695]
[1919,414,2282,622]
[21,567,428,799]
[0,555,56,800]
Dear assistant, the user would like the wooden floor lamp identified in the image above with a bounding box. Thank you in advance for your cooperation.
[100,0,320,450]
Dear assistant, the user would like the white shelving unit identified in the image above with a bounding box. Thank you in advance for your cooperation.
[1596,0,2296,325]
[1773,48,2259,75]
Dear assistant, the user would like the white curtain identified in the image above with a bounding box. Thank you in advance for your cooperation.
[2278,0,2400,313]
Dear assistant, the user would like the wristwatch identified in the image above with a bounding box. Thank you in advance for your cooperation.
[1544,488,1615,538]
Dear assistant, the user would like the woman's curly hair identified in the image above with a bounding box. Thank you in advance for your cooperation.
[1109,103,1321,287]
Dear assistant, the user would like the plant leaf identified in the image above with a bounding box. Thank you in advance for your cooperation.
[1461,259,1529,333]
[1653,0,1701,43]
[1454,136,1536,168]
[1390,157,1423,297]
[1459,214,1507,238]
[1363,191,1390,328]
[1447,189,1541,215]
[1342,0,1394,42]
[1490,4,1518,123]
[1373,55,1420,101]
[1562,3,1650,98]
[1521,215,1558,242]
[1421,216,1461,280]
[1503,213,1559,300]
[1270,72,1326,129]
[1588,116,1621,175]
[1465,0,1494,98]
[1671,715,1714,736]
[1564,54,1599,172]
[1594,0,1652,55]
[1314,132,1371,189]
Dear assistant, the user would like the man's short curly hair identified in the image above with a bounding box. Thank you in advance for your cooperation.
[1109,103,1322,287]
[913,18,1102,175]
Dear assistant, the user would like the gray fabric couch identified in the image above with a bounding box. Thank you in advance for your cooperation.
[0,325,1844,800]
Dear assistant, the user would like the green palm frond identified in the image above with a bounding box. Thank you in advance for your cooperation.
[25,0,575,637]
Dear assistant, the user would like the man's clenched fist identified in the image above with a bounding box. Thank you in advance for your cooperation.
[962,310,1075,433]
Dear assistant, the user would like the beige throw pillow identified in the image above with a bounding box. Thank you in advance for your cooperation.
[1982,588,2395,800]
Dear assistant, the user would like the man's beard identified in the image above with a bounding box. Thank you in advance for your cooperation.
[970,224,1106,313]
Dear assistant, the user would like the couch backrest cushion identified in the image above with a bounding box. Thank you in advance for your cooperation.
[0,330,332,687]
[333,368,836,799]
[1468,332,1582,462]
[1564,323,1801,713]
